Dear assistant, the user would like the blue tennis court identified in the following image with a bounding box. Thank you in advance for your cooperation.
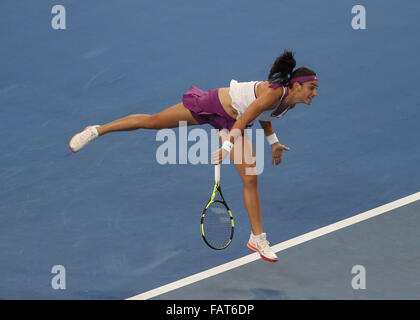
[1,0,419,300]
[138,194,420,300]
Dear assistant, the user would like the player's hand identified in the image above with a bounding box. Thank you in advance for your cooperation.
[212,147,229,165]
[271,142,290,165]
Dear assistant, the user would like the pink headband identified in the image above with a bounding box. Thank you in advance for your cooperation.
[289,75,318,85]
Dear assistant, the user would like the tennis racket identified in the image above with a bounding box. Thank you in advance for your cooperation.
[201,164,234,250]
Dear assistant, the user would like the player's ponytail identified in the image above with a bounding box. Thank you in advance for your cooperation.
[268,50,296,86]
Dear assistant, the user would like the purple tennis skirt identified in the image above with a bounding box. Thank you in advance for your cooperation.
[182,86,237,130]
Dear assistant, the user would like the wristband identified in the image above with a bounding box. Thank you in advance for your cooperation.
[266,133,279,145]
[221,140,234,153]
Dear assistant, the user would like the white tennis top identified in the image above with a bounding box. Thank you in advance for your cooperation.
[229,79,289,123]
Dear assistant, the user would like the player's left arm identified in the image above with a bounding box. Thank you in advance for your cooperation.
[259,120,290,166]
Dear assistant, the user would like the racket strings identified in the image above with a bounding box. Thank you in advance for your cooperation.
[203,200,232,249]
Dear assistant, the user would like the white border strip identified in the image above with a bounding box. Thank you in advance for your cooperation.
[127,191,420,300]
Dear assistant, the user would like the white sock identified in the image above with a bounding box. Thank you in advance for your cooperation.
[92,125,100,137]
[251,232,265,240]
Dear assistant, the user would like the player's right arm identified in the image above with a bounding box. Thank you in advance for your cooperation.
[212,88,283,164]
[228,88,281,142]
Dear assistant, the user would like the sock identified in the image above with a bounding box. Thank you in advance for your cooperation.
[251,232,265,241]
[92,125,100,137]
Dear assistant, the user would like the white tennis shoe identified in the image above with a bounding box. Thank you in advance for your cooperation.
[69,125,100,153]
[247,232,278,262]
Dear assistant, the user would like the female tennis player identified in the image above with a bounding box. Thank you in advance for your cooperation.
[69,50,318,262]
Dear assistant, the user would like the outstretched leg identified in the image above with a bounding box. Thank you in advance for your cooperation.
[97,102,199,136]
[69,102,199,152]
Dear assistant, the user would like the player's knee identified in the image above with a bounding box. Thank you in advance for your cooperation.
[147,114,161,129]
[242,173,258,188]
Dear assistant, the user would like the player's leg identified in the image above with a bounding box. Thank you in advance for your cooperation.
[97,102,199,136]
[220,130,262,235]
[219,130,278,262]
[69,103,199,152]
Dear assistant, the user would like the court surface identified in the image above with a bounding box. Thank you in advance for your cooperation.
[1,0,419,299]
[137,194,420,300]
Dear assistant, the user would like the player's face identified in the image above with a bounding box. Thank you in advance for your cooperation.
[298,81,318,105]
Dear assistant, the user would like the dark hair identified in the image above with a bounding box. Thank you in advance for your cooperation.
[268,50,316,87]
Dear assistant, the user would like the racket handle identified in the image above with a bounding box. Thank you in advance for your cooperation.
[214,164,220,183]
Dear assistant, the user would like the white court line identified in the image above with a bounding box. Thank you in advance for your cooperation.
[127,191,420,300]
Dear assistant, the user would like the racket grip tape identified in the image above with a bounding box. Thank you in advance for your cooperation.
[214,164,220,183]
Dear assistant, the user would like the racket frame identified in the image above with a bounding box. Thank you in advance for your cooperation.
[200,164,234,250]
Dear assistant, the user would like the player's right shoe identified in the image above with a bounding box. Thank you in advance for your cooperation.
[247,232,278,262]
[69,125,100,153]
